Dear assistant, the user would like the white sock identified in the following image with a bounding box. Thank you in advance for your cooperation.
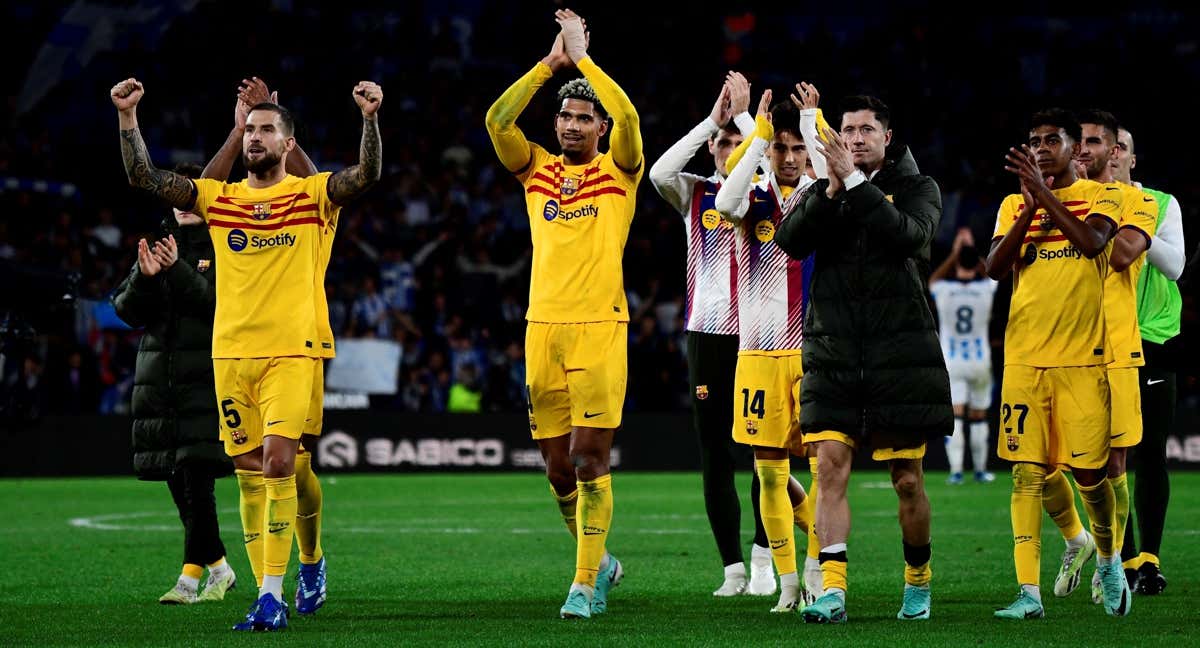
[779,571,800,589]
[1098,553,1119,567]
[261,574,284,602]
[1021,583,1042,603]
[1066,530,1088,550]
[724,562,747,578]
[947,418,965,474]
[209,561,232,578]
[805,556,821,572]
[751,544,772,563]
[821,542,847,555]
[599,552,611,572]
[568,583,595,599]
[969,420,990,472]
[178,574,199,590]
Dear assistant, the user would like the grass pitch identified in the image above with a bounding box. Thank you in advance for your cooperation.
[1,471,1195,646]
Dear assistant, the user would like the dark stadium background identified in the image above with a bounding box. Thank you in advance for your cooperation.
[2,1,1199,473]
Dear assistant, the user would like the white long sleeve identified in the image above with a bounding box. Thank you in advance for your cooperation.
[649,117,718,215]
[1147,194,1186,280]
[799,108,828,179]
[714,135,769,223]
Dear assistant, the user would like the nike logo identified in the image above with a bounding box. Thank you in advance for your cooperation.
[753,197,767,203]
[1071,451,1088,458]
[1146,379,1165,386]
[583,411,605,419]
[267,420,285,427]
[1105,186,1120,191]
[1024,609,1040,619]
[1112,433,1125,439]
[268,521,291,534]
[900,611,927,619]
[1143,196,1154,202]
[582,526,606,536]
[704,191,716,196]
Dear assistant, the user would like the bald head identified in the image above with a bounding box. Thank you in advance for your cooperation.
[1111,127,1136,184]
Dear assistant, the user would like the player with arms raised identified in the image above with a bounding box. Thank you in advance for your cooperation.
[484,9,642,619]
[111,75,382,631]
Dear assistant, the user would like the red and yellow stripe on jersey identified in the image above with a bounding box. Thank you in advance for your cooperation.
[1104,182,1158,368]
[993,178,1120,368]
[194,173,340,359]
[517,146,641,322]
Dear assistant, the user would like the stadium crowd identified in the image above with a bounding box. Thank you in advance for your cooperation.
[2,2,1198,420]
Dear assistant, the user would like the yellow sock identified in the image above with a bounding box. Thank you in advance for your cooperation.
[294,451,324,565]
[818,545,848,592]
[182,563,203,580]
[1042,469,1084,540]
[1011,463,1045,586]
[1111,473,1129,555]
[574,475,613,587]
[1140,552,1159,566]
[1077,477,1116,559]
[807,457,819,560]
[756,459,797,576]
[207,557,226,569]
[553,485,579,539]
[263,475,298,578]
[1122,554,1145,570]
[235,469,266,588]
[903,542,932,587]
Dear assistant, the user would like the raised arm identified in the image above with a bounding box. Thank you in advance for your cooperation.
[557,10,642,173]
[485,61,555,174]
[111,79,197,210]
[327,81,383,205]
[204,78,319,181]
[715,93,774,223]
[791,82,830,180]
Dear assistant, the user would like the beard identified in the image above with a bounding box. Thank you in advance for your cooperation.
[243,149,282,174]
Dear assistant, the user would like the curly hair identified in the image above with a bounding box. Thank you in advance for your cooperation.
[556,78,607,118]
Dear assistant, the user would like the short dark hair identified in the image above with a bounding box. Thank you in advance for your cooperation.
[839,95,890,129]
[173,162,203,180]
[1029,108,1080,143]
[247,102,295,136]
[1078,108,1120,143]
[769,100,801,138]
[556,78,607,119]
[958,246,980,270]
[714,122,741,137]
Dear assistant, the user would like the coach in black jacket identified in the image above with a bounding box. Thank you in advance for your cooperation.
[111,164,234,604]
[775,93,950,621]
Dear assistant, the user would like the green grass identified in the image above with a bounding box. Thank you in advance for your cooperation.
[0,471,1195,646]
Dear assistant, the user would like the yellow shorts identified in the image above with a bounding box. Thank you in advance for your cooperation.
[997,365,1110,469]
[802,430,926,461]
[214,356,319,457]
[731,352,805,454]
[1108,366,1142,449]
[302,360,325,440]
[525,321,627,439]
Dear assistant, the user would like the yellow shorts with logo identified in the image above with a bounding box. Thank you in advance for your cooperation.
[997,365,1110,469]
[302,360,325,440]
[802,431,926,461]
[1108,366,1142,449]
[214,356,319,457]
[525,321,627,439]
[731,352,805,454]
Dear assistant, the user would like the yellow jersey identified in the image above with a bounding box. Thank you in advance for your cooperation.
[193,173,340,359]
[993,178,1120,368]
[518,145,642,323]
[1104,183,1158,368]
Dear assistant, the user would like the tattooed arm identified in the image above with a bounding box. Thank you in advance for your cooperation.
[110,79,197,210]
[327,81,384,205]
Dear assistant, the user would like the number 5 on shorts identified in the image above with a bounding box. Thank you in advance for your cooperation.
[221,398,242,428]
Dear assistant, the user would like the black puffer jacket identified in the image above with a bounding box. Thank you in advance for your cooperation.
[776,145,952,448]
[111,221,229,480]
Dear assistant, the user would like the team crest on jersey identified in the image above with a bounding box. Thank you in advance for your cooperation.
[197,259,211,272]
[231,428,248,445]
[746,419,759,435]
[252,202,271,220]
[1006,435,1019,452]
[754,220,776,243]
[701,209,721,230]
[695,385,709,400]
[527,414,538,432]
[561,176,579,196]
